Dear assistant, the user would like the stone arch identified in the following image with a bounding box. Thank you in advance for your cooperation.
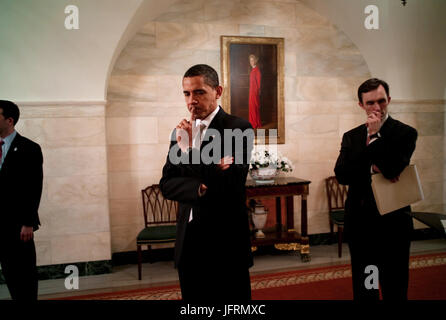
[105,0,371,253]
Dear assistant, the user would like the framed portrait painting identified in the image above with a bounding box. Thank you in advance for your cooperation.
[220,36,285,144]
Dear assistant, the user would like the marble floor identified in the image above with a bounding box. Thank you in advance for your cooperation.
[1,239,445,300]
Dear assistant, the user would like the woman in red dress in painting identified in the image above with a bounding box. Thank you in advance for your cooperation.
[249,54,262,129]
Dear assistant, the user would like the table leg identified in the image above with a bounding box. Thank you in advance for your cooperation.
[276,196,282,233]
[286,196,294,231]
[300,194,310,262]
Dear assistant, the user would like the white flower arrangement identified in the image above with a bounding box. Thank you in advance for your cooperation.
[249,149,294,173]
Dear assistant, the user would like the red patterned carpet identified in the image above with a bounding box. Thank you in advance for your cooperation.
[56,252,446,300]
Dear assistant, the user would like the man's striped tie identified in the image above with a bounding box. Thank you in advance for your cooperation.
[0,140,4,166]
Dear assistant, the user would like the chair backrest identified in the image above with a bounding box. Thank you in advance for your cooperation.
[325,176,348,212]
[141,184,178,226]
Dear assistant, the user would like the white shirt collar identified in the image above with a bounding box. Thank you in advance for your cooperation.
[365,112,389,134]
[196,105,220,129]
[2,130,17,146]
[381,112,389,125]
[0,130,17,169]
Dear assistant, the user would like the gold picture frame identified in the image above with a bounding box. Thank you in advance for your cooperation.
[221,36,285,144]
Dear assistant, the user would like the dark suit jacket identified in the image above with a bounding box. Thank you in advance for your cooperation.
[0,132,43,235]
[159,108,254,269]
[334,116,418,225]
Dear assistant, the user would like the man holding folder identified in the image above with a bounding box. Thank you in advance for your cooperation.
[335,78,418,300]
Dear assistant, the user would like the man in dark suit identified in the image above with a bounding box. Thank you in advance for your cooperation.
[160,64,254,301]
[0,100,43,300]
[334,78,417,300]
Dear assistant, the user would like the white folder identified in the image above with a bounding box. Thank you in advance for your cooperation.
[371,164,424,215]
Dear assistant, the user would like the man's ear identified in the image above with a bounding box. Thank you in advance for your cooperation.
[387,96,391,104]
[215,86,223,99]
[358,101,366,111]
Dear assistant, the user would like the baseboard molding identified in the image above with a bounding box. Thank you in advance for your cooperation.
[112,248,175,267]
[0,228,441,285]
[0,260,112,285]
[112,228,443,266]
[411,227,445,241]
[309,227,443,246]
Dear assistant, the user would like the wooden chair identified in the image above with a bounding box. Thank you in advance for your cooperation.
[325,176,348,257]
[137,184,178,280]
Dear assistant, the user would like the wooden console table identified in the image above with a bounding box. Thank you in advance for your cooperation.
[246,177,311,262]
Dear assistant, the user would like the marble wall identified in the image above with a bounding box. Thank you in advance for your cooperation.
[16,102,112,266]
[6,0,443,267]
[106,0,444,253]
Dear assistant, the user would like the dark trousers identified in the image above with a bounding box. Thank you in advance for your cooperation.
[0,234,38,301]
[346,210,413,301]
[177,220,252,301]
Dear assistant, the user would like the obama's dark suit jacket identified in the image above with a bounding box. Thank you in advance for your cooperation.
[160,107,253,301]
[335,116,417,300]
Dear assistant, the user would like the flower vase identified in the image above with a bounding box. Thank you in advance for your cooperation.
[249,165,279,184]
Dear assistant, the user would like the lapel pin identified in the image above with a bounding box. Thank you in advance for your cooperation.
[14,147,17,151]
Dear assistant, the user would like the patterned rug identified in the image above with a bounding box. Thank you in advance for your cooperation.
[57,252,446,300]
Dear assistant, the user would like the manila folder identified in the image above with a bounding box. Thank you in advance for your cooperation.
[371,164,424,215]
